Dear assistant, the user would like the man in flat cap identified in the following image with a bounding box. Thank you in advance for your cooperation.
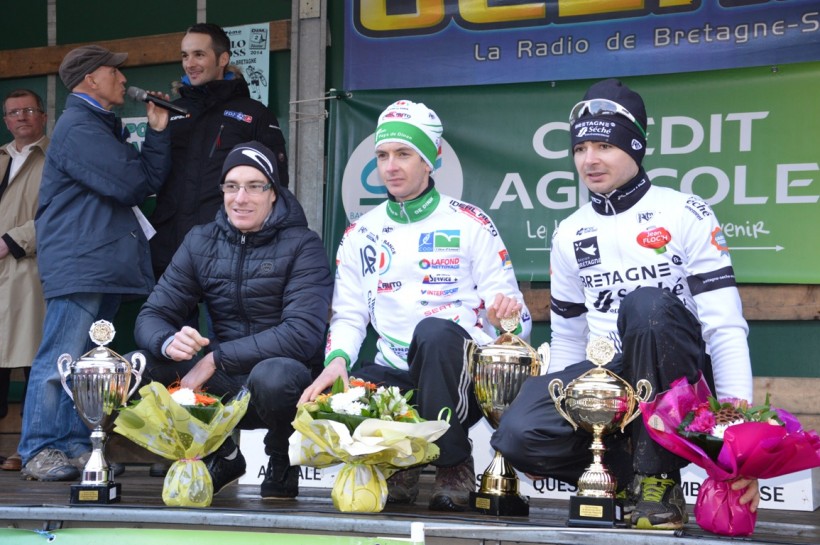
[19,45,172,481]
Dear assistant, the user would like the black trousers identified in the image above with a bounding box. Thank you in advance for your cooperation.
[130,351,313,457]
[491,287,713,486]
[354,317,484,468]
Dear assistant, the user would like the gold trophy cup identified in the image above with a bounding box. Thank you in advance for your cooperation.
[468,313,550,516]
[548,337,652,527]
[58,320,144,504]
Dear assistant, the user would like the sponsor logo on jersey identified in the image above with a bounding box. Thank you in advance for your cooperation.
[378,280,403,293]
[499,249,512,269]
[360,245,377,276]
[637,226,672,254]
[636,211,655,224]
[423,300,462,317]
[422,274,456,285]
[576,226,597,236]
[418,230,460,252]
[421,287,459,296]
[574,237,601,269]
[685,196,713,220]
[419,257,460,270]
[449,200,498,235]
[710,226,730,256]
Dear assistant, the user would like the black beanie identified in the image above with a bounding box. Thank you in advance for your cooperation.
[570,79,647,166]
[220,141,280,193]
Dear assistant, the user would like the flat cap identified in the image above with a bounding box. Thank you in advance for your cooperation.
[58,45,128,91]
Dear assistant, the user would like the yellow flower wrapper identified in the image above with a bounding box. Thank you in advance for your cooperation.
[288,404,449,512]
[113,382,250,507]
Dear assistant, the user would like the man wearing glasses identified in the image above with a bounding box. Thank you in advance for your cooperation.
[131,141,332,501]
[492,79,759,530]
[0,90,49,473]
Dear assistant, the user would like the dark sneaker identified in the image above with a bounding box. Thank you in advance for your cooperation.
[21,448,80,482]
[204,439,246,496]
[70,452,125,477]
[631,474,688,530]
[260,455,298,500]
[429,457,475,512]
[386,465,423,504]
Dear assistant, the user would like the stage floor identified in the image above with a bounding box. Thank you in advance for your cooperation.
[0,464,817,545]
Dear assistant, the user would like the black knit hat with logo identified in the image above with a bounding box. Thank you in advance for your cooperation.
[220,140,280,194]
[570,79,647,166]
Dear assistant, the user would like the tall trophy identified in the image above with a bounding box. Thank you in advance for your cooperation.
[548,337,652,527]
[468,312,550,516]
[58,320,144,504]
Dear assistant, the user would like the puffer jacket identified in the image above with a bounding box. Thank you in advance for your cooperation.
[135,185,333,375]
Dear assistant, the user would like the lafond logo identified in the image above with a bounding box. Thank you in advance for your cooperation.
[341,134,464,223]
[353,1,699,37]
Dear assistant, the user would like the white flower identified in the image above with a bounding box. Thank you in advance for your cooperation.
[711,419,746,439]
[330,387,368,416]
[170,387,197,406]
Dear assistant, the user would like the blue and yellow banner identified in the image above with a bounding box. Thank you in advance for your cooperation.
[344,1,820,90]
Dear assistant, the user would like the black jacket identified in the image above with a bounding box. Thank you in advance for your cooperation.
[149,77,289,278]
[136,186,333,376]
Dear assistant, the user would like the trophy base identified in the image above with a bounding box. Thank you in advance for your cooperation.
[470,491,530,517]
[567,495,626,528]
[70,481,121,505]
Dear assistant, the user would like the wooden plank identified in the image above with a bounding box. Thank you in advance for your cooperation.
[520,283,820,322]
[754,377,820,415]
[0,20,290,80]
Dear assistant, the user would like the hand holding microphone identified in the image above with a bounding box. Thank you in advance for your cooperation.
[126,86,189,116]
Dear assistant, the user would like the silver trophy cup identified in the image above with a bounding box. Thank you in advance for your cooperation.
[58,320,144,504]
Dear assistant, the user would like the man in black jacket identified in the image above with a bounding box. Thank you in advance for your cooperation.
[149,23,289,281]
[133,141,332,500]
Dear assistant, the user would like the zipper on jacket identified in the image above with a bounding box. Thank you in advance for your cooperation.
[399,202,411,223]
[235,234,250,335]
[209,123,225,158]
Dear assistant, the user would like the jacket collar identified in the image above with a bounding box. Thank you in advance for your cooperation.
[589,168,651,216]
[385,180,440,224]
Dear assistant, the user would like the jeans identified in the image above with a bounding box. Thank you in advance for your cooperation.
[19,293,121,465]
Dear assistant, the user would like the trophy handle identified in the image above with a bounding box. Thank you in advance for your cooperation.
[621,379,653,427]
[57,353,75,401]
[548,378,578,430]
[127,352,146,400]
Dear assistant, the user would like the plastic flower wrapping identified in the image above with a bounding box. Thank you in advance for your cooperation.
[641,373,820,536]
[114,381,250,507]
[289,377,450,512]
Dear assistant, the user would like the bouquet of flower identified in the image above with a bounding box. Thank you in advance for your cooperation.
[289,377,450,512]
[114,381,250,507]
[641,373,820,536]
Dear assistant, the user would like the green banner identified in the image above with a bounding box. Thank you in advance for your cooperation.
[326,63,820,284]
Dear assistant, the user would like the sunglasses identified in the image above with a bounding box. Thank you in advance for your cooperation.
[569,99,647,138]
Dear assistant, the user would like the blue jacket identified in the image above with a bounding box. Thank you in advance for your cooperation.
[135,186,333,376]
[36,94,171,299]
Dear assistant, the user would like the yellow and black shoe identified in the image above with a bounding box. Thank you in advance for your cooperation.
[630,473,688,530]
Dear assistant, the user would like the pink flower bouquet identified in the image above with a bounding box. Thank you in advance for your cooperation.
[641,373,820,536]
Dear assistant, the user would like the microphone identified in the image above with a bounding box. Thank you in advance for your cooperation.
[126,86,189,116]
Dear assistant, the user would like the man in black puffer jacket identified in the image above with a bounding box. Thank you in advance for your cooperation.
[133,141,332,500]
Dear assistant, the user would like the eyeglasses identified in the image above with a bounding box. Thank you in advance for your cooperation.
[3,107,43,118]
[569,99,647,138]
[220,182,272,194]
